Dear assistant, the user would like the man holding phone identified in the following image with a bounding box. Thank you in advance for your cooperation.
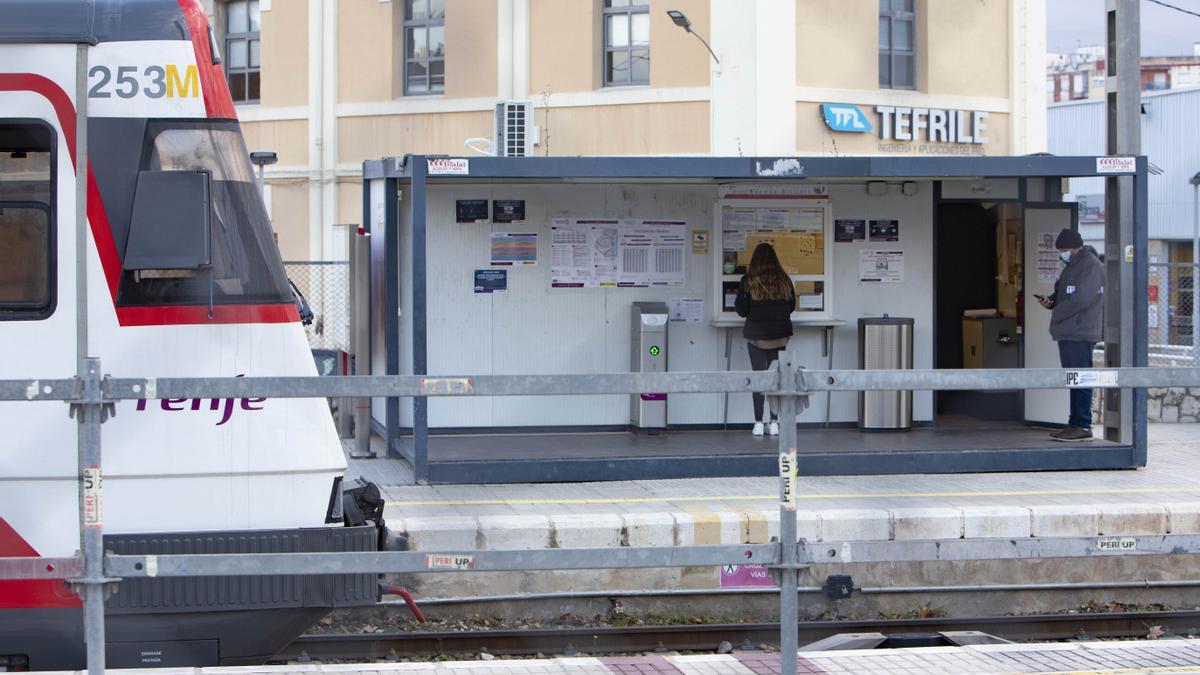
[1037,228,1105,441]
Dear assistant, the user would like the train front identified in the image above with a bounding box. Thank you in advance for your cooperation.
[0,0,386,668]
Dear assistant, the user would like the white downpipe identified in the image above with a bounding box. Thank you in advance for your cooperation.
[1010,0,1048,154]
[513,0,530,100]
[307,0,324,260]
[497,0,514,100]
[321,0,337,260]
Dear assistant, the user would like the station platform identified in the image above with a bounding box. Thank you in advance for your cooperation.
[355,424,1196,548]
[346,424,1200,614]
[369,417,1131,484]
[49,639,1200,673]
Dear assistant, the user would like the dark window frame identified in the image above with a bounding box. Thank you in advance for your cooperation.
[879,0,915,90]
[403,0,446,96]
[602,0,650,87]
[224,0,261,104]
[0,119,56,321]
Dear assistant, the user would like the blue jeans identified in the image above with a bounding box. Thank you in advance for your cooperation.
[1057,340,1095,429]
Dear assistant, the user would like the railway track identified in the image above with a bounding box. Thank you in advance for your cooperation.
[277,611,1200,662]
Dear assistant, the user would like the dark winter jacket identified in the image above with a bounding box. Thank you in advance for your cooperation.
[1049,245,1104,343]
[734,275,796,340]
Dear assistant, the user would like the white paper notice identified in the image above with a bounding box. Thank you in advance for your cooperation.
[859,249,905,284]
[619,220,686,287]
[669,298,704,322]
[551,219,597,288]
[757,209,791,231]
[1037,232,1063,284]
[722,208,755,251]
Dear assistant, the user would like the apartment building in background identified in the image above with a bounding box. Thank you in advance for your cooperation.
[1047,44,1200,103]
[202,0,1047,260]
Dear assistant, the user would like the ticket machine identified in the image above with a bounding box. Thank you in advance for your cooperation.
[631,302,669,430]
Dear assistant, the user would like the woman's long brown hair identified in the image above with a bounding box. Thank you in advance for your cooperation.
[746,243,793,301]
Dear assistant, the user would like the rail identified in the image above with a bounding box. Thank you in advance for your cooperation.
[3,360,1199,675]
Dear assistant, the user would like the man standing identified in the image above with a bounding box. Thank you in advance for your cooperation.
[1037,228,1104,441]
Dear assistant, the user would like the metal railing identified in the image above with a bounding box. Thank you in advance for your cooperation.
[285,260,351,352]
[4,358,1200,674]
[1149,261,1198,367]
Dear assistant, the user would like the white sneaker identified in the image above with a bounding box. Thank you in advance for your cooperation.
[752,422,765,437]
[767,421,780,436]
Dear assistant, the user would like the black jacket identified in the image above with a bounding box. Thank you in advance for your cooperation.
[1049,245,1104,343]
[735,275,795,340]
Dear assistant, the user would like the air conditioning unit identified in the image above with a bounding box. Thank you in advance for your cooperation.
[494,100,538,157]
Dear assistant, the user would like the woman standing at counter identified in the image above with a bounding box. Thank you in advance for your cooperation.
[735,243,797,437]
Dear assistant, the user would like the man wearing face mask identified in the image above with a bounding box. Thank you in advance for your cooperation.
[1036,228,1104,442]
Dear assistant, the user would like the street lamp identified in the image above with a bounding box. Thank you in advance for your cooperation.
[249,150,277,199]
[666,10,719,65]
[1190,171,1200,364]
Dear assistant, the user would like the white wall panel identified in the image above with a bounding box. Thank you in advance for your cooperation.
[413,182,935,428]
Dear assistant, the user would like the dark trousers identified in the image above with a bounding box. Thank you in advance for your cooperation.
[1058,340,1095,429]
[748,343,784,421]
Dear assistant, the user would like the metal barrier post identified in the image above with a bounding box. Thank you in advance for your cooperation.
[777,352,800,675]
[73,359,113,674]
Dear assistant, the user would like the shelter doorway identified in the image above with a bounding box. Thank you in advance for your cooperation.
[935,201,1023,424]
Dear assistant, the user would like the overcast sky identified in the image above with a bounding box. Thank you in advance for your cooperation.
[1047,0,1200,56]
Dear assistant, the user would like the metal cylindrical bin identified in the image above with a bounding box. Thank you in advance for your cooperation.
[858,316,914,431]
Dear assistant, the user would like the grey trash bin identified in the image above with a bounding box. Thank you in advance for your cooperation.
[630,302,669,430]
[858,316,914,431]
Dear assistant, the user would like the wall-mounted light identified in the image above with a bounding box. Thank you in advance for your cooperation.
[901,181,918,196]
[866,181,887,196]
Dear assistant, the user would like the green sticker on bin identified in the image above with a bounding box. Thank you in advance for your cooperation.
[648,345,661,357]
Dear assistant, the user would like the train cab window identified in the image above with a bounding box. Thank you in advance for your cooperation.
[0,122,54,320]
[117,122,291,308]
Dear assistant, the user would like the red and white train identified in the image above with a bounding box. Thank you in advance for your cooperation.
[0,0,381,668]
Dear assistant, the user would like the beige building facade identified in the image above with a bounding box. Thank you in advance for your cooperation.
[206,0,1047,260]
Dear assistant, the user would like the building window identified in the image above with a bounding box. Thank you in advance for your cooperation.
[225,0,260,103]
[878,0,915,89]
[404,0,445,95]
[603,0,649,87]
[1072,73,1086,97]
[0,122,55,320]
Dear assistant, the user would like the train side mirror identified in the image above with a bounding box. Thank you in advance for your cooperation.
[123,169,212,274]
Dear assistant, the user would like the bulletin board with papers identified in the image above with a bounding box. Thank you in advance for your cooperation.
[716,194,832,320]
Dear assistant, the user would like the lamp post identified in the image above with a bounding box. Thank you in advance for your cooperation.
[1190,172,1200,365]
[249,150,278,199]
[666,10,719,65]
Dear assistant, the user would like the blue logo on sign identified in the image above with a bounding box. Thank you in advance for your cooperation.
[821,104,872,133]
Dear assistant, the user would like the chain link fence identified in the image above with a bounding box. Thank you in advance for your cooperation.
[284,261,350,353]
[1148,262,1198,367]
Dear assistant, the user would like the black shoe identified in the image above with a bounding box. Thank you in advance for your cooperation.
[1052,426,1093,442]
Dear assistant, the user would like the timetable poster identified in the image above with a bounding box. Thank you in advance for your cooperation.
[490,232,538,266]
[550,219,685,288]
[619,220,686,287]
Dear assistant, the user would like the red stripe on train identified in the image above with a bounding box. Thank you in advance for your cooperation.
[0,519,80,609]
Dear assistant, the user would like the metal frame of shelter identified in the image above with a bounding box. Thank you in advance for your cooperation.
[361,154,1151,484]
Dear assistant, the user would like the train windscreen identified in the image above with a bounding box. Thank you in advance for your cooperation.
[115,121,291,308]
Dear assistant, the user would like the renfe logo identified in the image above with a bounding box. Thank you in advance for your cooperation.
[821,104,872,133]
[134,375,266,426]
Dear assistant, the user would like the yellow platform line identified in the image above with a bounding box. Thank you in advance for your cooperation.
[385,485,1200,508]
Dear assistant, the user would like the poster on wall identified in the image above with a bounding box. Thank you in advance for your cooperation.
[834,219,866,243]
[1037,233,1063,283]
[551,219,599,288]
[552,219,685,288]
[859,249,905,284]
[618,220,686,287]
[492,199,526,224]
[490,232,538,266]
[456,199,490,223]
[473,269,507,293]
[869,219,900,242]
